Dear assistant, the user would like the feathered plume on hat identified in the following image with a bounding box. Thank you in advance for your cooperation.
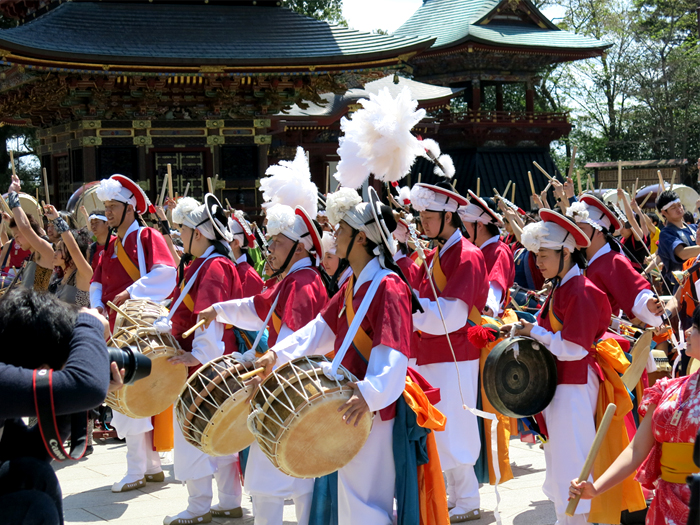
[335,87,426,189]
[520,221,549,253]
[326,187,362,226]
[398,186,412,207]
[260,146,318,217]
[419,138,456,179]
[566,201,589,223]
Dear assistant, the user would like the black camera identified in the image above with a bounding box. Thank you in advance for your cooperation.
[108,345,152,385]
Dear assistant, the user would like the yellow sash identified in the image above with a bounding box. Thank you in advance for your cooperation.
[115,236,141,282]
[432,247,482,326]
[178,282,195,313]
[661,442,697,483]
[344,275,373,361]
[271,311,282,335]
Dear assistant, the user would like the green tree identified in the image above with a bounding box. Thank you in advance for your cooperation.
[281,0,346,25]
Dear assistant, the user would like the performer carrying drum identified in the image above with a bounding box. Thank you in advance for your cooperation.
[409,181,489,523]
[251,186,426,525]
[163,195,245,525]
[199,149,326,525]
[504,210,646,525]
[89,174,176,493]
[459,191,515,318]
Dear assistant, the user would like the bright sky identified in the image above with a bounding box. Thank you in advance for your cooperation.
[343,0,567,33]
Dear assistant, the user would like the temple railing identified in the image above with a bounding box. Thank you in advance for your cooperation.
[439,110,570,126]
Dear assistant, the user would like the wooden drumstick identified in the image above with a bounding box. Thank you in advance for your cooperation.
[42,167,51,206]
[106,301,146,327]
[566,403,617,516]
[167,164,174,200]
[183,318,206,338]
[239,367,265,381]
[533,161,555,181]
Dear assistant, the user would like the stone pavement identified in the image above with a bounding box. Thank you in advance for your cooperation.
[55,437,555,525]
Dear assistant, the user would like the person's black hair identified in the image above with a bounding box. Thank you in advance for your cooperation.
[571,247,588,270]
[449,211,462,229]
[646,212,660,225]
[0,288,78,370]
[90,209,106,218]
[9,215,43,237]
[656,190,680,212]
[684,211,696,225]
[59,228,92,268]
[485,222,500,237]
[693,303,700,331]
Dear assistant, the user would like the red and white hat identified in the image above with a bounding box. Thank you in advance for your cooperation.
[578,194,622,232]
[228,210,257,248]
[409,183,468,213]
[458,190,503,227]
[295,206,324,259]
[95,174,154,215]
[521,209,590,253]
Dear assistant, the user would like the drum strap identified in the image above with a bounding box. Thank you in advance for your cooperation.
[169,252,225,319]
[330,269,391,376]
[344,275,373,362]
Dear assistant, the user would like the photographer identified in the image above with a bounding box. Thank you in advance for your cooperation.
[0,288,113,525]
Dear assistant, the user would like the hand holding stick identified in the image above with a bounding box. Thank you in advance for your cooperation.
[183,318,206,338]
[106,301,148,327]
[566,403,617,516]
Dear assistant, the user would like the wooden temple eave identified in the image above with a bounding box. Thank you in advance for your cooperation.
[417,41,607,61]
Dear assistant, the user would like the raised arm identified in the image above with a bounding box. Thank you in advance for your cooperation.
[44,204,93,289]
[618,188,644,242]
[630,196,650,238]
[7,175,54,267]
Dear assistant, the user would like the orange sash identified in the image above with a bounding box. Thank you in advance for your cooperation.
[179,281,195,313]
[115,236,141,282]
[152,405,173,452]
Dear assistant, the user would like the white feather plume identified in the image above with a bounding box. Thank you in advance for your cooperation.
[409,185,437,212]
[172,197,201,225]
[566,201,589,223]
[265,204,297,237]
[260,146,318,217]
[521,222,548,253]
[95,178,124,202]
[434,154,456,179]
[420,138,441,160]
[398,186,412,206]
[326,187,362,226]
[334,87,426,189]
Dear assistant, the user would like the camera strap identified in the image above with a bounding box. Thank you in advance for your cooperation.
[32,369,89,461]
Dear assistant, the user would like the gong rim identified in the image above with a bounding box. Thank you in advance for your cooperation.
[483,336,557,419]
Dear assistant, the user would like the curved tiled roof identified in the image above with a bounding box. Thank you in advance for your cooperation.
[394,0,609,52]
[0,3,434,66]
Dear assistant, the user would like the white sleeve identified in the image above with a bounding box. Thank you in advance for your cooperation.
[356,345,408,413]
[213,297,265,331]
[90,282,104,309]
[413,296,469,334]
[126,264,176,303]
[272,314,336,367]
[190,321,226,365]
[631,288,663,327]
[487,282,503,315]
[645,350,658,373]
[530,325,590,361]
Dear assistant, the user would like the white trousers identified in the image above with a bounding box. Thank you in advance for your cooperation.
[252,493,312,525]
[184,465,243,516]
[445,464,480,511]
[125,430,161,478]
[542,367,599,517]
[337,417,395,525]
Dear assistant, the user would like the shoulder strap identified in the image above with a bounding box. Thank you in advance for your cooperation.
[115,237,141,282]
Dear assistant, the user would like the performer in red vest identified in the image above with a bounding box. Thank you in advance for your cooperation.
[89,174,176,493]
[162,194,244,525]
[567,196,663,328]
[409,181,489,522]
[459,191,515,317]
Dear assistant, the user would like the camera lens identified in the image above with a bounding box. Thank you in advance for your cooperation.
[108,346,152,385]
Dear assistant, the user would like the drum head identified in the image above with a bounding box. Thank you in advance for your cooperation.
[276,389,372,478]
[203,391,255,455]
[483,336,557,419]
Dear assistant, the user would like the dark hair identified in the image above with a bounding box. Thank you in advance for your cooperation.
[646,212,660,225]
[684,211,696,225]
[448,211,462,229]
[693,303,700,330]
[571,247,588,269]
[0,288,78,370]
[485,222,500,237]
[9,214,43,237]
[656,190,680,212]
[90,209,106,218]
[59,228,92,268]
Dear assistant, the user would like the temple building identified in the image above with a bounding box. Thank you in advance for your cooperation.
[0,0,609,212]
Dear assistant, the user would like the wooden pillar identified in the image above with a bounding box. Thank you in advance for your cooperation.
[526,79,535,113]
[496,83,504,112]
[83,147,97,182]
[471,79,481,111]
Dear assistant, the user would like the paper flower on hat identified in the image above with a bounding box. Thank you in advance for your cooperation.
[398,186,412,206]
[172,197,201,225]
[326,187,362,226]
[96,178,126,202]
[265,204,297,237]
[521,221,548,253]
[335,87,426,189]
[566,201,589,223]
[260,146,318,218]
[409,184,438,212]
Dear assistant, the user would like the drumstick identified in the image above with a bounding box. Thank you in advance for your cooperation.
[617,160,622,190]
[528,171,536,195]
[533,161,554,181]
[511,182,516,203]
[640,192,653,209]
[476,177,480,197]
[207,177,214,194]
[183,182,190,199]
[657,170,664,191]
[503,181,512,198]
[239,367,265,381]
[167,164,174,201]
[42,167,50,206]
[158,172,168,207]
[670,170,676,191]
[225,198,233,211]
[106,301,148,327]
[183,318,206,338]
[0,194,13,218]
[566,403,617,516]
